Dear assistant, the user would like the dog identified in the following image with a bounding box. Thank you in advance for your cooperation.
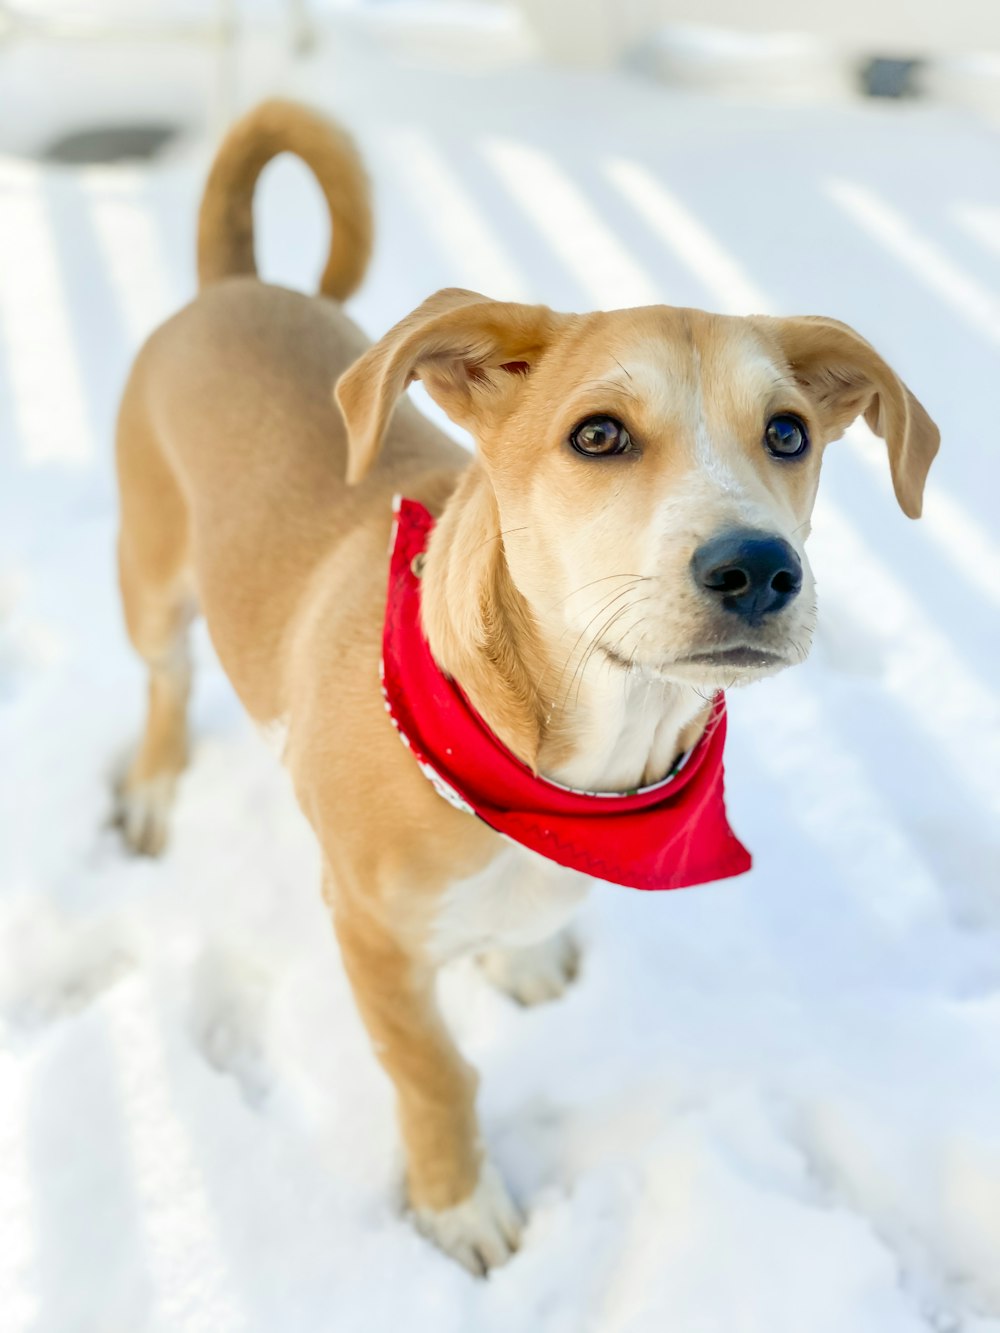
[113,99,939,1273]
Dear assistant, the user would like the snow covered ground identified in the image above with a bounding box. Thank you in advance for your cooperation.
[2,13,1000,1331]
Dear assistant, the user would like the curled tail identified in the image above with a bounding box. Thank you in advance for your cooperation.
[197,98,373,301]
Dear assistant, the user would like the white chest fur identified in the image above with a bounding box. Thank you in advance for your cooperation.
[427,842,591,965]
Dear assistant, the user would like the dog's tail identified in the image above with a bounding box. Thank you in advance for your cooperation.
[197,98,373,301]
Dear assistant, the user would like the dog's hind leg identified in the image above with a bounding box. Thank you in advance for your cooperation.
[114,373,196,856]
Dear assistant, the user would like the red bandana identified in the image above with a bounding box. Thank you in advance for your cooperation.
[381,498,752,892]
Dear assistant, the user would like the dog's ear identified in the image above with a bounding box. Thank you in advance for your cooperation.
[756,315,940,518]
[335,288,559,485]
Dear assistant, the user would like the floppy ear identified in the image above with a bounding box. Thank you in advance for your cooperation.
[334,288,559,485]
[757,315,940,518]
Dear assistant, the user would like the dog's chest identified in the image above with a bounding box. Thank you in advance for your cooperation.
[427,843,590,964]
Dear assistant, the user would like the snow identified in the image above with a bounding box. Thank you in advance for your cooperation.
[2,12,1000,1331]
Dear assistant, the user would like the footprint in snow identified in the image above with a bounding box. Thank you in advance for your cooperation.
[189,947,274,1109]
[785,1108,1000,1331]
[0,902,134,1039]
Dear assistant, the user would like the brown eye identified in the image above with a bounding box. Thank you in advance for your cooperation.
[569,416,632,457]
[764,413,809,459]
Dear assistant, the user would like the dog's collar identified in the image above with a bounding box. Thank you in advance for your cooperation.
[380,497,752,892]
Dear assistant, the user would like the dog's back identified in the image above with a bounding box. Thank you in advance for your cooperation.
[113,100,461,850]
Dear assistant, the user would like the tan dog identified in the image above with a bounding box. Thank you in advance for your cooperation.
[113,100,939,1273]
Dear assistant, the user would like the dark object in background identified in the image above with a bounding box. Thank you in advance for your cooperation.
[860,57,924,98]
[42,123,180,165]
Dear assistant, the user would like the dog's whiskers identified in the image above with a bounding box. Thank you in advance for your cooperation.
[568,595,654,715]
[469,525,530,558]
[557,596,631,717]
[587,378,639,402]
[550,582,649,712]
[547,572,650,614]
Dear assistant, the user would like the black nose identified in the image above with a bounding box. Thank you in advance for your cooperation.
[691,529,803,625]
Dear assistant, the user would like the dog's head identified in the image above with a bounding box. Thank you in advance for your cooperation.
[337,289,938,693]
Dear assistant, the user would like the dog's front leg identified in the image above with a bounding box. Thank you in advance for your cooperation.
[332,898,522,1274]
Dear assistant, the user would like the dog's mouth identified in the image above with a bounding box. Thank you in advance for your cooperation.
[600,641,798,679]
[598,622,811,680]
[675,646,790,669]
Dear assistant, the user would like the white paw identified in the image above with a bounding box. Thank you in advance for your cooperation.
[113,773,175,857]
[413,1161,523,1275]
[478,928,580,1006]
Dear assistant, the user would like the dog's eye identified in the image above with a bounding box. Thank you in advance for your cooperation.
[764,414,809,459]
[569,416,632,457]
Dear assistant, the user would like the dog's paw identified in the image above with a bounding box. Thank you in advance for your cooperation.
[478,928,580,1006]
[112,773,175,857]
[412,1161,523,1276]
